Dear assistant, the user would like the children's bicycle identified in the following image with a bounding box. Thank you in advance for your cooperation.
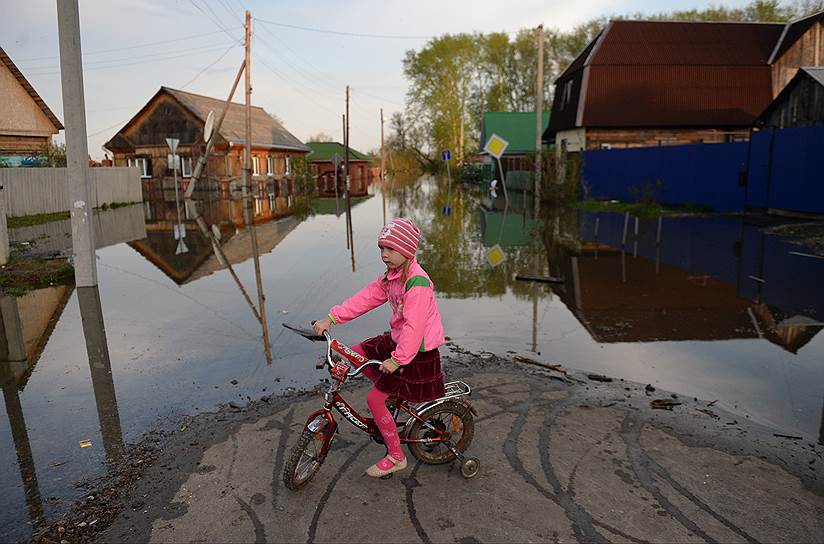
[281,323,480,490]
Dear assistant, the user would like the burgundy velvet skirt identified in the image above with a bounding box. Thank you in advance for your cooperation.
[353,332,445,403]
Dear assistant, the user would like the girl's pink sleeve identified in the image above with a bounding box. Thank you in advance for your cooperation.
[390,286,431,365]
[328,277,387,325]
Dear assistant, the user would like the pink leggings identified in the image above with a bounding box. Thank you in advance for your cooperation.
[352,343,405,461]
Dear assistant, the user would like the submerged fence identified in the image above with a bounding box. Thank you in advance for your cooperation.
[0,167,142,217]
[581,126,824,215]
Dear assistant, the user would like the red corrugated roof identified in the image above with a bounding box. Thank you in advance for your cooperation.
[583,64,773,126]
[590,21,783,66]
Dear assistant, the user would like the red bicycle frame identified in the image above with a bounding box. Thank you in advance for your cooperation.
[300,336,450,463]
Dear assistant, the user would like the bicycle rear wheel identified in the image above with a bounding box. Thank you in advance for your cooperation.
[406,401,474,465]
[283,422,329,490]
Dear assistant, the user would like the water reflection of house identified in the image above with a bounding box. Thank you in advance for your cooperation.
[0,47,63,166]
[104,87,309,193]
[546,14,824,151]
[130,215,301,285]
[306,142,376,197]
[558,212,823,352]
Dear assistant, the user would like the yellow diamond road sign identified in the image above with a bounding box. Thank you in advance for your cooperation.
[483,134,509,160]
[486,244,507,267]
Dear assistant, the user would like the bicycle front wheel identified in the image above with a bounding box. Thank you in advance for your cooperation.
[283,422,329,490]
[406,401,474,465]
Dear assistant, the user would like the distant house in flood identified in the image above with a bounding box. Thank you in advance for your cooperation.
[545,13,824,151]
[479,112,549,172]
[0,47,63,166]
[755,67,824,128]
[104,87,309,194]
[306,141,376,197]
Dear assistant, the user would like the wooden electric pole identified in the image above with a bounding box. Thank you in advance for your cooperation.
[534,24,544,223]
[244,10,272,363]
[345,86,354,271]
[381,108,386,225]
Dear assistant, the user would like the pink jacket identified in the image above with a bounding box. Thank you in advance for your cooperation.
[328,258,445,365]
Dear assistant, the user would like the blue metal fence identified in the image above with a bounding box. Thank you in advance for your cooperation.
[582,126,824,215]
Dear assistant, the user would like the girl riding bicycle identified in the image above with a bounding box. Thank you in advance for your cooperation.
[313,218,446,478]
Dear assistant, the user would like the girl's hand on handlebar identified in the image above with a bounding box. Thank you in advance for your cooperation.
[379,358,399,374]
[313,317,332,336]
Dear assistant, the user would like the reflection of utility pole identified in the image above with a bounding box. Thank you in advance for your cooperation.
[533,24,544,223]
[77,287,125,464]
[818,396,823,445]
[381,108,386,225]
[0,298,44,532]
[57,0,96,287]
[343,114,349,249]
[345,86,355,272]
[243,10,272,364]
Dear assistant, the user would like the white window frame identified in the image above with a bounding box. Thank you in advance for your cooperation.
[181,156,193,178]
[252,156,260,176]
[128,157,150,178]
[285,156,291,176]
[267,157,275,177]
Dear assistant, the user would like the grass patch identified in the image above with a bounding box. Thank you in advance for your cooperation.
[0,256,74,296]
[577,199,666,218]
[577,199,715,218]
[99,201,134,211]
[7,211,70,229]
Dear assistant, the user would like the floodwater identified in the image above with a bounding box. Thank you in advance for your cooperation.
[2,175,823,541]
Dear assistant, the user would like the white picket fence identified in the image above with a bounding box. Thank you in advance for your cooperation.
[0,167,142,217]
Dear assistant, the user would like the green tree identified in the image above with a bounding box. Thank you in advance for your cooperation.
[37,142,67,167]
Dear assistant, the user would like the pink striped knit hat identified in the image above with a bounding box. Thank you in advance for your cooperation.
[377,218,421,260]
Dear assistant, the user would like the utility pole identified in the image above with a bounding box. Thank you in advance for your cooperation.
[57,0,96,287]
[534,24,544,223]
[244,10,272,363]
[345,86,355,271]
[380,108,386,225]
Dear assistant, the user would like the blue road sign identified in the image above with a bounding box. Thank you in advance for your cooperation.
[441,149,451,161]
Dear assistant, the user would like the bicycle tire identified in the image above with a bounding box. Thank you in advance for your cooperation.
[283,426,327,490]
[406,401,474,465]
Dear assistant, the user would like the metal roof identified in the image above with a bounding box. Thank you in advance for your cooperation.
[306,141,370,162]
[768,11,824,64]
[0,46,63,131]
[802,66,824,86]
[164,87,309,151]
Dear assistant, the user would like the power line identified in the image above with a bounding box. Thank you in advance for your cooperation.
[13,29,240,62]
[181,41,241,89]
[254,17,433,40]
[25,43,238,76]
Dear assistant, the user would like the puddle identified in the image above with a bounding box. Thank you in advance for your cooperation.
[1,177,823,541]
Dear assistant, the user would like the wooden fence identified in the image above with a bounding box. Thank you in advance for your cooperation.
[0,167,142,217]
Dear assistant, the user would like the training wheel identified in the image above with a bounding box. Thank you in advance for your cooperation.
[461,457,480,479]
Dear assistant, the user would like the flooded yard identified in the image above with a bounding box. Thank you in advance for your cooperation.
[2,176,823,541]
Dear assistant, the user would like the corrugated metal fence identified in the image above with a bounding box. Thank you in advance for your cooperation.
[0,167,142,217]
[581,126,824,215]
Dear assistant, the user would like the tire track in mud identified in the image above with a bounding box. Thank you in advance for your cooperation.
[402,462,432,544]
[234,495,267,544]
[306,441,370,544]
[620,413,758,544]
[270,408,295,512]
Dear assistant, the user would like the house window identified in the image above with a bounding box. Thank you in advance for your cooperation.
[285,157,291,176]
[127,157,150,178]
[267,157,275,177]
[252,156,260,176]
[181,156,193,178]
[561,80,574,111]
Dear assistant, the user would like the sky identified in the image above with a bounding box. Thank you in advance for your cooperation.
[2,0,759,159]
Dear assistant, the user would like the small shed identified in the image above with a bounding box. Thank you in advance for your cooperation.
[479,112,549,172]
[306,142,375,197]
[755,67,824,128]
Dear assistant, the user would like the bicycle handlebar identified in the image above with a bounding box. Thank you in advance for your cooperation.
[318,329,381,377]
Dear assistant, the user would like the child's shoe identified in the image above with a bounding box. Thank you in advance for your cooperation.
[366,454,407,477]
